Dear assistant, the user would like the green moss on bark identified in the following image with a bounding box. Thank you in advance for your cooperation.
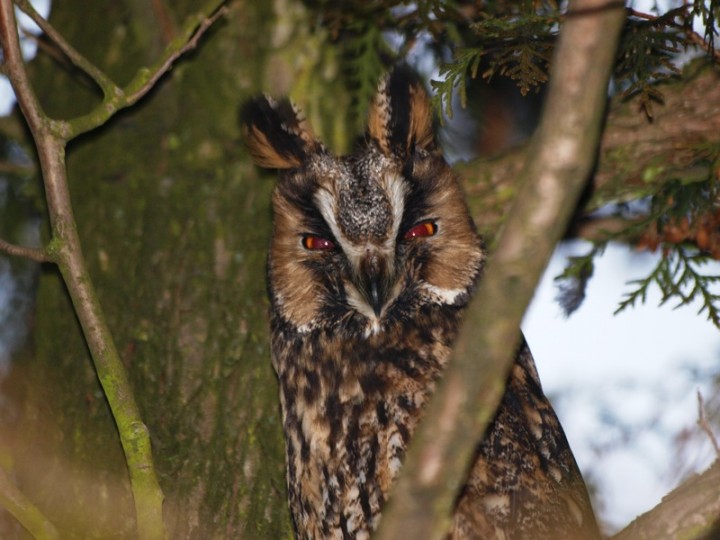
[3,1,320,538]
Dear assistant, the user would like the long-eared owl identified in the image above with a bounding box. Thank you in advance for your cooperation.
[242,67,600,540]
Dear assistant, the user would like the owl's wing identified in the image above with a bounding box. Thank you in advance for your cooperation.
[452,338,601,540]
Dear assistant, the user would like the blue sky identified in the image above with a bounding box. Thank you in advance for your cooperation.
[524,241,720,530]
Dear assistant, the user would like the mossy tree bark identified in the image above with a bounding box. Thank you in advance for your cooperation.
[0,1,324,537]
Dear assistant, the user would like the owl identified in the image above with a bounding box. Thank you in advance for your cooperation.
[242,67,600,540]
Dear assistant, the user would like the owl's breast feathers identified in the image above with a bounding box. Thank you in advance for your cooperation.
[271,302,461,539]
[271,307,599,540]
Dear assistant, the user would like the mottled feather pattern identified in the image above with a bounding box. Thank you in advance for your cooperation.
[242,67,600,540]
[271,301,464,539]
[452,344,600,539]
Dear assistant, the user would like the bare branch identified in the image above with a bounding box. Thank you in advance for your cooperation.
[611,461,720,540]
[375,1,627,538]
[0,1,47,137]
[64,1,228,139]
[697,391,720,459]
[626,8,656,20]
[124,4,227,104]
[14,0,121,99]
[0,465,59,540]
[5,0,228,142]
[0,236,51,262]
[0,1,170,537]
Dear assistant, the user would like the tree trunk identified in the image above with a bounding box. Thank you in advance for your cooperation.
[0,1,323,537]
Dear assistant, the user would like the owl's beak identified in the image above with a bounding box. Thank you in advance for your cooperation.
[357,252,393,316]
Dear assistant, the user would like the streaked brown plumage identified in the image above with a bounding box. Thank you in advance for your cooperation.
[242,67,600,540]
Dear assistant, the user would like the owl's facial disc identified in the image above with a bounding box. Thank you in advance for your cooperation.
[247,71,486,335]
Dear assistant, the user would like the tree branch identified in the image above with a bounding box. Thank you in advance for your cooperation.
[8,0,228,142]
[697,391,720,459]
[375,1,626,539]
[592,64,720,210]
[0,465,59,540]
[0,2,168,538]
[611,460,720,540]
[0,1,226,537]
[61,0,228,140]
[0,237,51,262]
[460,65,720,241]
[14,0,121,98]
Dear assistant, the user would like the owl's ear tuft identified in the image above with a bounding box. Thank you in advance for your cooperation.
[368,66,435,159]
[241,96,320,169]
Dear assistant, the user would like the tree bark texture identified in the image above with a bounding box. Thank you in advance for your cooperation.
[0,1,316,537]
[611,460,720,540]
[460,64,720,243]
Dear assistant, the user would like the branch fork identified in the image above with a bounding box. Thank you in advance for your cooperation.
[0,1,228,538]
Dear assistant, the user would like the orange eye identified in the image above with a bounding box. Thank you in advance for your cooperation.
[302,235,336,251]
[403,220,437,240]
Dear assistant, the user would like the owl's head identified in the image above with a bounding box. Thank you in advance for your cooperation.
[242,67,484,334]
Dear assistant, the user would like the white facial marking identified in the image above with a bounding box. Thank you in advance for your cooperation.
[314,169,410,326]
[382,172,407,251]
[346,284,381,336]
[421,284,466,304]
[315,188,341,240]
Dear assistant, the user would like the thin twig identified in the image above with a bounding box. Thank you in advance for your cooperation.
[0,2,46,135]
[697,390,720,458]
[0,466,59,540]
[14,0,121,99]
[19,29,70,72]
[628,5,720,62]
[64,1,229,140]
[123,4,228,104]
[0,237,51,262]
[627,7,657,20]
